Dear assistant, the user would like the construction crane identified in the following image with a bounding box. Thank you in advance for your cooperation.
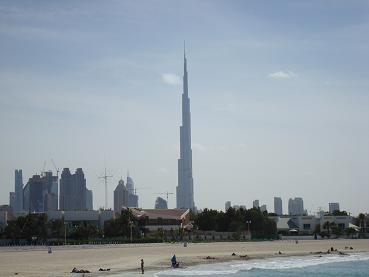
[51,159,60,178]
[98,168,113,209]
[155,191,174,207]
[133,187,151,195]
[40,160,47,176]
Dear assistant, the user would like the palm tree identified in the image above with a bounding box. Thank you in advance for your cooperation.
[323,221,336,237]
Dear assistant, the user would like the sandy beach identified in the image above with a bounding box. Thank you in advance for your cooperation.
[0,239,369,277]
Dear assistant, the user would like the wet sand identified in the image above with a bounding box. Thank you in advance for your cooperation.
[0,239,369,276]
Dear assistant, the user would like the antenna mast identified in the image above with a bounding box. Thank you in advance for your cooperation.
[99,168,113,209]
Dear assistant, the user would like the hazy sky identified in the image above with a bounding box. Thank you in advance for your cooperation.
[1,1,368,215]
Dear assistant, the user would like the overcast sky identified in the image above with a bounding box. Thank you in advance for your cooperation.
[1,0,368,215]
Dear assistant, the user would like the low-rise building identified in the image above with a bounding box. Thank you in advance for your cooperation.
[46,210,114,229]
[320,215,351,231]
[0,211,8,231]
[130,208,191,232]
[270,215,353,235]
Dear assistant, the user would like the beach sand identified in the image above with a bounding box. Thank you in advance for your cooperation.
[0,239,369,276]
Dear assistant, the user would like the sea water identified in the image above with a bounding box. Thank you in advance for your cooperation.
[153,252,369,277]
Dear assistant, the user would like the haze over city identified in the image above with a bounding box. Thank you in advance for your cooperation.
[1,1,369,215]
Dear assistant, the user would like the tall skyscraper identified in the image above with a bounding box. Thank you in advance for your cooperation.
[176,47,195,210]
[114,179,128,212]
[126,175,138,207]
[60,168,87,211]
[274,197,283,215]
[253,200,259,209]
[225,201,231,212]
[14,169,23,211]
[329,202,340,213]
[9,192,16,210]
[22,172,58,213]
[86,189,93,210]
[288,197,304,216]
[23,175,44,213]
[43,171,58,211]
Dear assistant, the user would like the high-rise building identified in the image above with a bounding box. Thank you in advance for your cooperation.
[9,192,16,210]
[59,168,87,211]
[43,171,58,211]
[126,175,138,207]
[225,201,231,212]
[155,197,168,209]
[23,175,44,213]
[253,200,259,209]
[22,172,58,213]
[329,202,340,213]
[260,204,267,213]
[126,174,134,194]
[114,179,128,213]
[14,169,23,212]
[176,48,195,211]
[288,197,304,216]
[274,197,283,215]
[23,171,58,213]
[86,189,93,210]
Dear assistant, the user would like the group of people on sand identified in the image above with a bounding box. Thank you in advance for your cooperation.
[139,255,180,274]
[71,267,110,274]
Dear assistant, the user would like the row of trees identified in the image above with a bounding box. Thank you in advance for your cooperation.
[0,210,366,242]
[0,213,102,242]
[193,207,277,239]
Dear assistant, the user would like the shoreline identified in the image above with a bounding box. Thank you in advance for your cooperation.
[113,249,369,276]
[0,240,369,276]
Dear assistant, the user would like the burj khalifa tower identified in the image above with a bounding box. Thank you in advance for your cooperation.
[176,47,195,211]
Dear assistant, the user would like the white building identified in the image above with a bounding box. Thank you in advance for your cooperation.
[46,210,114,229]
[270,215,353,235]
[320,215,351,231]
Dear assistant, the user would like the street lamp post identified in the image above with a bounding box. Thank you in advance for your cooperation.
[130,222,133,243]
[246,220,251,240]
[64,222,67,245]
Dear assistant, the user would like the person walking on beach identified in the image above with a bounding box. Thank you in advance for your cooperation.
[140,259,144,274]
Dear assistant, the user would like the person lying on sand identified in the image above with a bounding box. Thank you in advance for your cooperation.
[71,267,90,273]
[98,268,111,271]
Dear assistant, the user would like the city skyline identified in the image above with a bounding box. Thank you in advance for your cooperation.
[1,1,369,214]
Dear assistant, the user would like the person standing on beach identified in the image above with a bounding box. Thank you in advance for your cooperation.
[140,259,144,274]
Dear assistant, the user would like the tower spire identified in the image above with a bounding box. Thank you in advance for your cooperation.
[183,40,187,76]
[177,44,195,211]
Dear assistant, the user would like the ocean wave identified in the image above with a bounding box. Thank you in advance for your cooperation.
[154,252,369,276]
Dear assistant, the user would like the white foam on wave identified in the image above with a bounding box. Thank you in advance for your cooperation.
[154,252,369,276]
[232,252,369,271]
